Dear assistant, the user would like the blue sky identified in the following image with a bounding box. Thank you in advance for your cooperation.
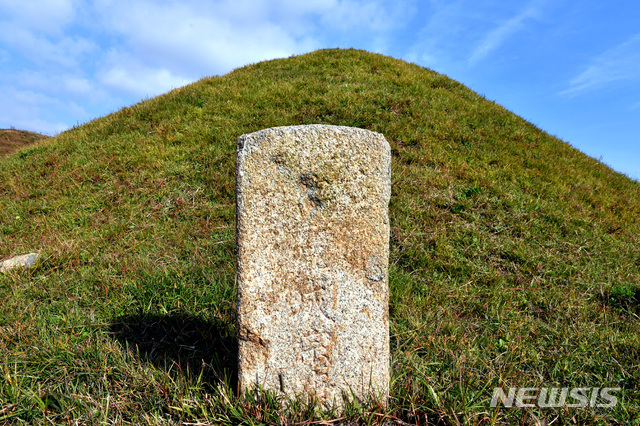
[1,0,639,180]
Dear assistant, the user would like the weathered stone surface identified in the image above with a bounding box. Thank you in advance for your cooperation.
[0,253,39,273]
[236,125,390,407]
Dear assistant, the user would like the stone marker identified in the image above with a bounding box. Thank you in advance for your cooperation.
[0,252,39,273]
[236,125,390,407]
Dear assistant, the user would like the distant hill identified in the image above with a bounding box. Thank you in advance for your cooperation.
[0,49,638,424]
[0,128,49,157]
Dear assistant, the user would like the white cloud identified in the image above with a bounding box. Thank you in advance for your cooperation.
[0,86,73,134]
[99,51,192,98]
[404,1,466,71]
[63,77,93,97]
[0,0,76,35]
[93,0,408,76]
[407,1,546,72]
[561,34,640,96]
[6,69,103,102]
[10,117,68,135]
[1,0,414,134]
[0,22,96,67]
[94,0,321,76]
[320,0,406,32]
[469,3,542,64]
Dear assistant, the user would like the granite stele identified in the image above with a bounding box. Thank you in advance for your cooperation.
[236,124,391,407]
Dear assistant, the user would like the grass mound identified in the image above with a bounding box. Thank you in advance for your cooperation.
[0,129,49,158]
[1,48,639,424]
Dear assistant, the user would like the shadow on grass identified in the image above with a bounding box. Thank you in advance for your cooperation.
[109,313,237,390]
[599,283,640,316]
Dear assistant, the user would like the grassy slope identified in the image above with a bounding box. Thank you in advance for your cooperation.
[0,129,49,158]
[1,48,639,424]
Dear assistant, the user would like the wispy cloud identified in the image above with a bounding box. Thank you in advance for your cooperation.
[406,1,545,75]
[0,0,76,35]
[469,3,541,64]
[0,86,72,134]
[2,0,413,131]
[98,50,193,98]
[94,0,410,80]
[404,1,468,72]
[0,23,96,67]
[561,34,640,96]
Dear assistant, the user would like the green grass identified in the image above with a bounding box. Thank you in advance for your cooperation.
[1,48,639,425]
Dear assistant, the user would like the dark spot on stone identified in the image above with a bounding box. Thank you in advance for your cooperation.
[300,172,324,208]
[272,152,287,166]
